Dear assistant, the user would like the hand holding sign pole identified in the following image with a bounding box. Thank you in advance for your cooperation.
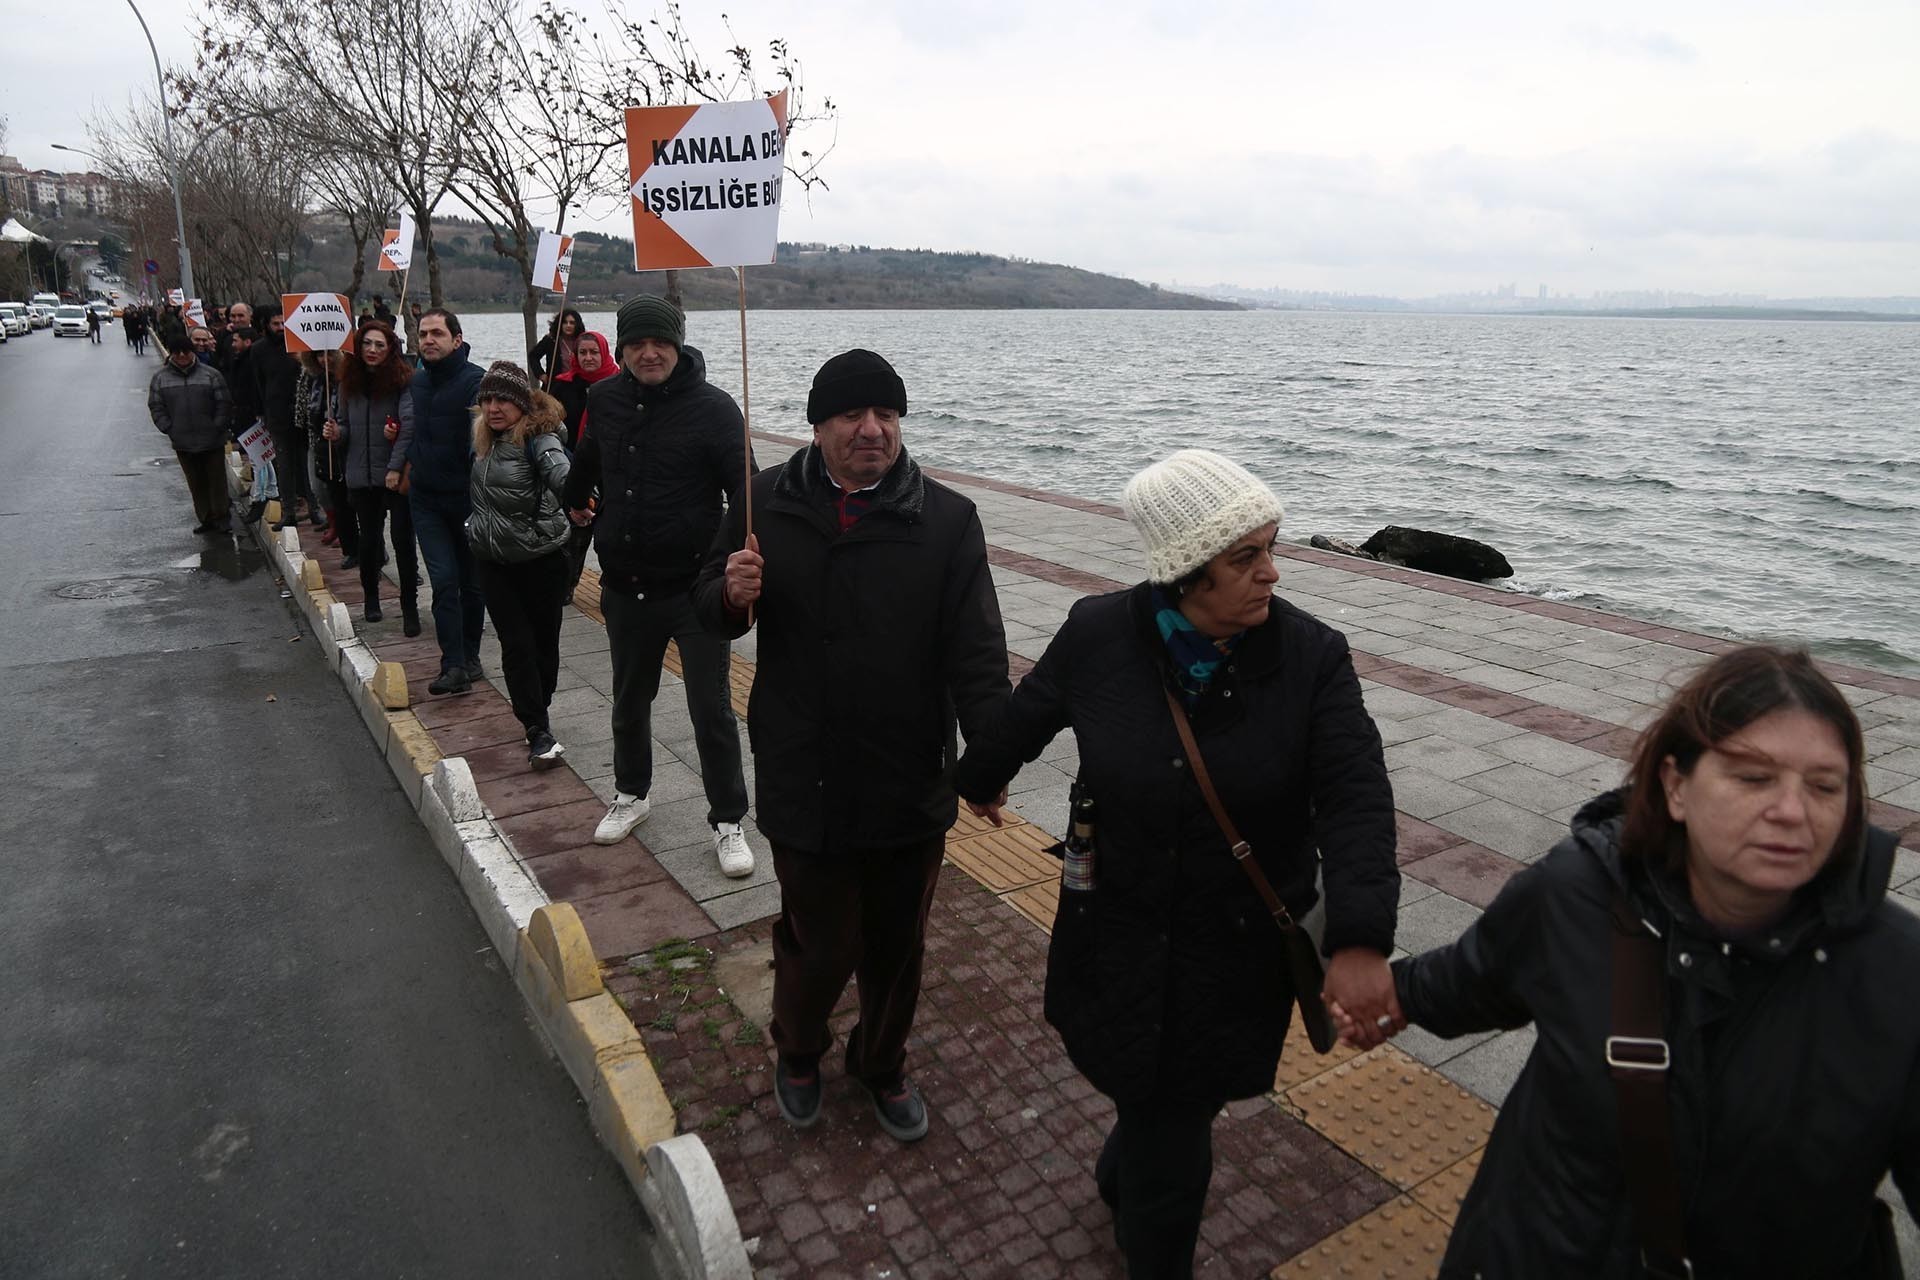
[626,91,788,614]
[282,292,355,476]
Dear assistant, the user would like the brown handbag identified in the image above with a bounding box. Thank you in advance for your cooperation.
[1163,689,1337,1054]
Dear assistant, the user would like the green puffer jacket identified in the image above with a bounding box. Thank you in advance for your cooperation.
[466,391,572,564]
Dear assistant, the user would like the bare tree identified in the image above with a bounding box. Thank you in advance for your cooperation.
[310,147,396,305]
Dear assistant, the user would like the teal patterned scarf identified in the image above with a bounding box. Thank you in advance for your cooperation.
[1153,587,1243,709]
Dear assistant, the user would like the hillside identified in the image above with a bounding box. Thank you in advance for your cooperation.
[296,217,1237,311]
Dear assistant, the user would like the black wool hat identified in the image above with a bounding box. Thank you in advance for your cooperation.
[616,294,685,352]
[806,349,908,425]
[476,360,535,413]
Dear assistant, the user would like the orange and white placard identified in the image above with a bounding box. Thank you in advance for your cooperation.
[280,293,355,353]
[626,92,789,270]
[167,288,185,306]
[378,213,416,271]
[532,229,575,293]
[183,298,206,328]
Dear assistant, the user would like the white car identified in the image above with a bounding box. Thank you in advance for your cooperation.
[27,303,55,328]
[53,305,90,337]
[0,305,31,337]
[87,301,113,324]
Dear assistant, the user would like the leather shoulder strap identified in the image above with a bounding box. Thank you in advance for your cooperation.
[1608,889,1693,1279]
[1163,687,1295,931]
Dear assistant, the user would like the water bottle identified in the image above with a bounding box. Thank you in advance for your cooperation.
[1062,794,1097,891]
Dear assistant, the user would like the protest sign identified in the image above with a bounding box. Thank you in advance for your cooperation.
[378,213,416,271]
[167,288,185,306]
[183,298,206,328]
[279,293,356,353]
[532,230,575,293]
[625,92,789,270]
[238,421,276,467]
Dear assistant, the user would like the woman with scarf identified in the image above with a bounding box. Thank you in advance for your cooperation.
[528,308,587,386]
[550,330,615,600]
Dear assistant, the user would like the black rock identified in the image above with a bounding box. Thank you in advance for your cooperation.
[1309,534,1375,560]
[1359,526,1513,581]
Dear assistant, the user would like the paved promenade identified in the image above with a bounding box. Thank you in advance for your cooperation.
[296,430,1920,1277]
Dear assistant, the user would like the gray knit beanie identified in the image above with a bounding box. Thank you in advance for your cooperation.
[616,294,685,353]
[1122,450,1285,583]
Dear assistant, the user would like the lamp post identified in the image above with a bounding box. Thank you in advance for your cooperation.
[124,0,193,299]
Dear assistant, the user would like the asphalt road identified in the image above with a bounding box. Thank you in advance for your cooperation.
[0,331,657,1277]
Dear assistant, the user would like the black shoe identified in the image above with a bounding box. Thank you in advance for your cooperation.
[866,1076,929,1142]
[465,659,485,683]
[401,600,421,638]
[528,728,565,770]
[427,666,472,696]
[341,553,359,570]
[774,1059,822,1130]
[365,600,383,623]
[244,500,267,524]
[211,517,232,534]
[271,516,293,531]
[191,521,212,534]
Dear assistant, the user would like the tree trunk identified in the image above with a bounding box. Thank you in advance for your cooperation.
[343,226,370,306]
[664,269,683,308]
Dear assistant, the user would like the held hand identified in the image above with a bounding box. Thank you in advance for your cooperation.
[963,788,1010,828]
[1321,948,1403,1051]
[385,472,401,492]
[568,507,595,527]
[724,534,763,611]
[322,419,341,442]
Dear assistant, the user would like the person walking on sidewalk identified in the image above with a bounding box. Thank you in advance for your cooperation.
[466,362,573,770]
[407,308,487,695]
[695,349,1011,1144]
[549,330,615,602]
[562,297,754,876]
[254,307,322,532]
[953,450,1400,1279]
[148,336,235,534]
[298,351,360,566]
[322,320,419,633]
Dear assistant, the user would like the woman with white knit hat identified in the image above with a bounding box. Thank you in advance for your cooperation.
[955,449,1400,1279]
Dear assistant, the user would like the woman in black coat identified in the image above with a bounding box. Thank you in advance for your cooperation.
[954,449,1400,1280]
[1352,645,1920,1278]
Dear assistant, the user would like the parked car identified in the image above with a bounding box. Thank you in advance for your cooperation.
[0,305,32,337]
[27,303,55,328]
[87,301,113,324]
[31,291,62,308]
[53,305,90,337]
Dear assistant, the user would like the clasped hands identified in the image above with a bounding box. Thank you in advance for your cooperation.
[1323,947,1406,1051]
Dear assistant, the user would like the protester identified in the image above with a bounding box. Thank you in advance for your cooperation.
[147,335,234,534]
[216,301,253,369]
[372,295,395,327]
[124,306,146,354]
[964,452,1398,1278]
[694,349,1010,1143]
[190,326,216,363]
[467,361,572,769]
[297,351,359,565]
[255,307,322,532]
[86,307,102,344]
[563,297,753,875]
[322,320,418,632]
[225,326,276,525]
[528,307,586,384]
[549,329,615,602]
[407,307,486,694]
[1362,645,1919,1279]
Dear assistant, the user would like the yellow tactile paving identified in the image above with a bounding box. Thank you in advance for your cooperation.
[1289,1046,1495,1189]
[1270,1194,1450,1279]
[1408,1148,1484,1225]
[1003,880,1060,933]
[1273,1020,1369,1093]
[943,825,1062,893]
[571,568,604,624]
[949,803,1029,837]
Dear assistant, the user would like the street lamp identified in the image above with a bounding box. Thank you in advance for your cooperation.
[124,0,193,299]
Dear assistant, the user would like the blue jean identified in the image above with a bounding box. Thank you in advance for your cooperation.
[408,486,485,671]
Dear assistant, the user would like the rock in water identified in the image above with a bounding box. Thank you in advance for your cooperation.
[1309,534,1375,560]
[1359,526,1513,581]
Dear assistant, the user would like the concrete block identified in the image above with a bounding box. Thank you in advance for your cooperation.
[339,641,379,687]
[590,1048,679,1177]
[385,715,440,785]
[263,500,283,526]
[326,601,353,644]
[355,680,392,753]
[417,782,463,871]
[528,903,605,1002]
[430,757,483,823]
[458,834,548,961]
[300,559,324,592]
[372,662,410,709]
[641,1135,752,1280]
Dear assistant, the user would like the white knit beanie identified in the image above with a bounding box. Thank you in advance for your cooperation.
[1122,450,1285,583]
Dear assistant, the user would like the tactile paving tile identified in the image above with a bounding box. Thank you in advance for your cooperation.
[1408,1147,1484,1225]
[1003,880,1060,934]
[1289,1046,1495,1189]
[949,803,1029,838]
[571,569,605,623]
[1270,1194,1449,1279]
[944,825,1062,893]
[1273,1019,1369,1094]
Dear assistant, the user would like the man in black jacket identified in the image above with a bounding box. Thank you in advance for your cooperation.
[563,296,754,876]
[694,349,1010,1144]
[408,308,488,694]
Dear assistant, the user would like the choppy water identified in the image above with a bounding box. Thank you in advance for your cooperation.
[462,309,1920,673]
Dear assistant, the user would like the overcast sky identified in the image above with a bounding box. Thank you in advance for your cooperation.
[4,0,1916,297]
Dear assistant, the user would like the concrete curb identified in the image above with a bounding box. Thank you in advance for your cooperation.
[226,456,747,1279]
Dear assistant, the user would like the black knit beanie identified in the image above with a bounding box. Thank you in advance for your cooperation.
[806,349,908,424]
[476,360,535,413]
[616,294,685,353]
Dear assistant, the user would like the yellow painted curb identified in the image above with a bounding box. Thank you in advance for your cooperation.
[263,499,282,526]
[529,903,605,1001]
[372,662,411,709]
[300,560,323,591]
[386,713,439,774]
[590,1047,679,1171]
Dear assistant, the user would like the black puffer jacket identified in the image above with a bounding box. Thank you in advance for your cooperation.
[406,343,485,496]
[562,346,751,597]
[467,392,571,564]
[954,584,1398,1106]
[692,444,1009,854]
[1395,792,1919,1278]
[251,331,301,430]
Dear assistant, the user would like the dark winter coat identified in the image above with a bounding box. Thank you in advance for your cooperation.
[221,342,259,428]
[562,347,751,597]
[1395,791,1919,1279]
[466,392,571,564]
[297,367,344,484]
[329,380,416,491]
[251,332,301,430]
[405,342,485,496]
[692,444,1010,855]
[147,358,234,453]
[953,584,1399,1106]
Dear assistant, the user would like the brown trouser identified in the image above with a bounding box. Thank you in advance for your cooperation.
[770,836,945,1088]
[175,448,230,525]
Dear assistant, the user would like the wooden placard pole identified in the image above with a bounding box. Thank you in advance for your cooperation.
[736,265,754,627]
[542,270,574,395]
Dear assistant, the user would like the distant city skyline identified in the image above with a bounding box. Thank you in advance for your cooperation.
[3,0,1915,298]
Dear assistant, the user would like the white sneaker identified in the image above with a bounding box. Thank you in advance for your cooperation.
[593,793,651,845]
[714,822,754,878]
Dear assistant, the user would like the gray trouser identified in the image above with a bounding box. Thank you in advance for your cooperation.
[602,586,748,827]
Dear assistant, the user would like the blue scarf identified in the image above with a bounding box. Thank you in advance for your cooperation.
[1153,587,1243,709]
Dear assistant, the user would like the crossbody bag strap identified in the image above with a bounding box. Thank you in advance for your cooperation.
[1162,687,1295,932]
[1607,889,1693,1280]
